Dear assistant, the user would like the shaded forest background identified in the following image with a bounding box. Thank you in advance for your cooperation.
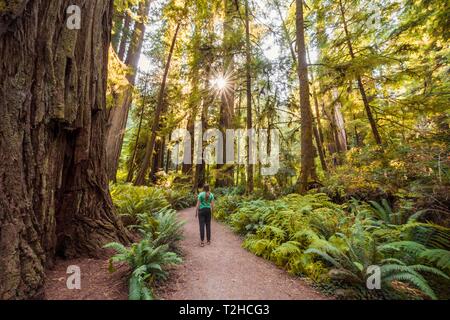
[109,0,448,201]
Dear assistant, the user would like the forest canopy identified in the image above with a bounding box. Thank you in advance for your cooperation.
[112,0,449,199]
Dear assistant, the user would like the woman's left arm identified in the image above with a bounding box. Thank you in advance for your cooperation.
[195,200,200,218]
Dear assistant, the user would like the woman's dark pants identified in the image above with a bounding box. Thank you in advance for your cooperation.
[198,208,211,242]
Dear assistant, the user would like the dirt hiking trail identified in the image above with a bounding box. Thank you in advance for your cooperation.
[158,207,326,300]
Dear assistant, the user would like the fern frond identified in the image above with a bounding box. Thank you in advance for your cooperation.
[419,249,450,272]
[104,242,128,255]
[409,264,450,280]
[383,272,437,300]
[407,209,429,223]
[305,248,343,269]
[369,200,390,223]
[128,274,142,301]
[381,264,422,278]
[403,223,450,249]
[379,241,426,257]
[381,258,406,266]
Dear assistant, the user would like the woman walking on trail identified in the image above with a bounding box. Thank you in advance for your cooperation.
[195,184,215,247]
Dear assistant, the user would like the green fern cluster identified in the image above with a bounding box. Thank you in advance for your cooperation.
[402,222,450,250]
[229,199,276,234]
[105,207,185,300]
[163,187,197,210]
[110,183,197,229]
[153,208,185,248]
[213,186,246,197]
[107,184,187,300]
[213,194,242,221]
[110,183,169,219]
[236,194,347,281]
[380,240,450,274]
[219,193,450,299]
[105,240,182,300]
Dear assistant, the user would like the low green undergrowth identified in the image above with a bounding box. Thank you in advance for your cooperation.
[132,207,185,251]
[105,239,182,300]
[163,187,197,211]
[110,184,169,217]
[321,141,449,219]
[106,183,187,300]
[110,183,195,225]
[216,192,450,300]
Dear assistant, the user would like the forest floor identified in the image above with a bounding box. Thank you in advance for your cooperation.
[44,257,129,300]
[44,207,326,300]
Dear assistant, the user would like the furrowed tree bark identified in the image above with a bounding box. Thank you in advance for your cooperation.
[151,140,162,182]
[296,0,316,193]
[353,113,362,147]
[106,0,151,181]
[323,91,346,165]
[165,132,172,173]
[312,119,327,173]
[159,137,166,172]
[150,100,168,182]
[0,0,129,299]
[135,22,181,186]
[193,41,214,191]
[314,6,329,154]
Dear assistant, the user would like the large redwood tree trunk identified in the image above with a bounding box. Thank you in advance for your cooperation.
[0,0,128,299]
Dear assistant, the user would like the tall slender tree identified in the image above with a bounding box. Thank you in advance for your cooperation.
[106,0,152,181]
[244,0,254,193]
[135,22,181,185]
[127,74,150,182]
[296,0,316,193]
[273,0,327,173]
[216,0,237,187]
[117,12,132,60]
[337,0,382,145]
[182,3,203,177]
